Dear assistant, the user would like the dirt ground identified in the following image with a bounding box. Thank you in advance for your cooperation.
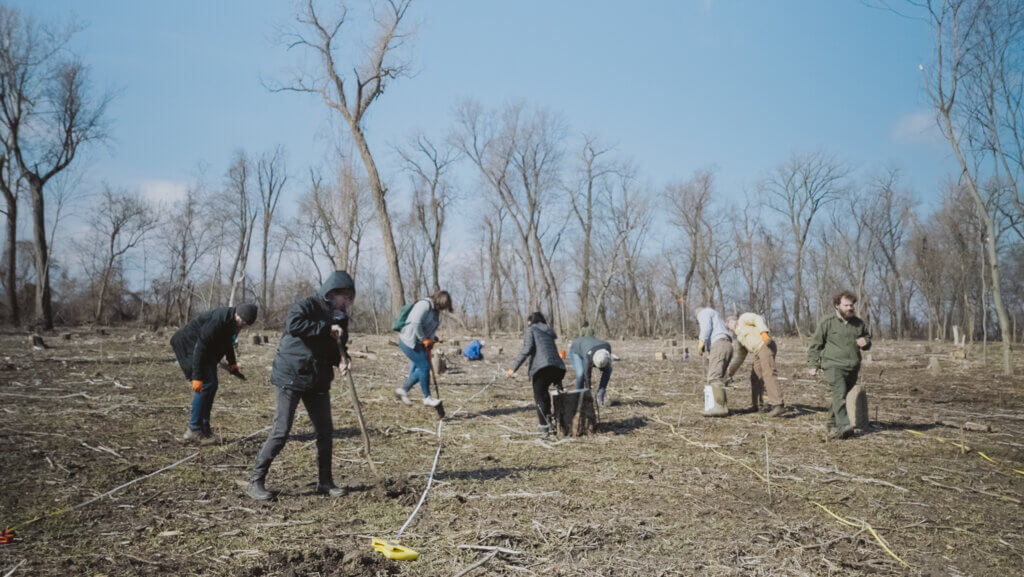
[2,328,1023,576]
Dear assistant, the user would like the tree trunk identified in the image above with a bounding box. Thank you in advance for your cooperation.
[28,178,53,329]
[3,198,18,326]
[350,124,404,313]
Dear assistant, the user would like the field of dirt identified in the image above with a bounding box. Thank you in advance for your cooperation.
[2,327,1024,576]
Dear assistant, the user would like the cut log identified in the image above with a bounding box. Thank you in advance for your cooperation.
[263,335,269,344]
[251,335,262,346]
[30,334,48,349]
[654,352,666,361]
[938,420,992,433]
[950,349,968,360]
[550,389,597,436]
[927,356,942,376]
[61,333,72,341]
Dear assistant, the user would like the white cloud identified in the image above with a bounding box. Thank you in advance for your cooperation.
[140,179,189,205]
[892,110,944,146]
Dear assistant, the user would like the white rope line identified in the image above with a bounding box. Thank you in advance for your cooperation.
[394,372,498,539]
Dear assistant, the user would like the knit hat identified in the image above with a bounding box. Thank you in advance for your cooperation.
[236,303,258,325]
[593,349,612,369]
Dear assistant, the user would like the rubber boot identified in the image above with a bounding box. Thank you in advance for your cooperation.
[701,384,729,417]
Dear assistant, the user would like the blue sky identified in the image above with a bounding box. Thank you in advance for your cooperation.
[13,0,948,225]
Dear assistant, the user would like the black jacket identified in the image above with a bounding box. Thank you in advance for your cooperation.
[270,271,353,392]
[170,307,239,382]
[511,323,565,377]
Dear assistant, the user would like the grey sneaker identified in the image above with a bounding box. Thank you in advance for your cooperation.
[537,424,551,436]
[767,405,786,418]
[316,482,348,497]
[183,428,202,443]
[423,396,441,407]
[829,426,855,440]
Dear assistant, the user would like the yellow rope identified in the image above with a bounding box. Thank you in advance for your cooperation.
[905,430,1024,476]
[652,416,911,568]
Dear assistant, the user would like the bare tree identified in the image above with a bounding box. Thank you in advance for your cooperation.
[568,134,616,326]
[220,151,258,306]
[758,151,847,333]
[920,0,1015,374]
[454,100,566,317]
[257,146,287,319]
[664,169,714,328]
[397,132,458,293]
[0,147,21,324]
[276,0,414,313]
[0,7,111,328]
[89,185,157,323]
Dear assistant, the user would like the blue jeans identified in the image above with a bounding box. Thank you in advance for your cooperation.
[400,341,432,397]
[571,352,611,395]
[189,370,219,432]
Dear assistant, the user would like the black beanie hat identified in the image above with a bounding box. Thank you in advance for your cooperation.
[236,303,258,325]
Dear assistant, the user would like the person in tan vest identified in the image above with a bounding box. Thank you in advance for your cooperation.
[725,313,785,417]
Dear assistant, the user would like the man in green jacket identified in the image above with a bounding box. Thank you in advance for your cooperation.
[807,290,871,439]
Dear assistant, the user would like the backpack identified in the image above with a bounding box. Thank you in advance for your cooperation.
[462,340,483,361]
[391,302,416,332]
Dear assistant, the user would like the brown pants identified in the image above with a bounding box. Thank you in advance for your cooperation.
[706,338,732,387]
[750,341,783,407]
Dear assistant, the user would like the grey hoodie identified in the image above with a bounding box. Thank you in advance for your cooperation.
[511,322,565,377]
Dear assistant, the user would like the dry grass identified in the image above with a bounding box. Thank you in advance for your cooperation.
[1,328,1023,576]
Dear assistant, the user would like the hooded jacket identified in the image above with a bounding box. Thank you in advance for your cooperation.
[270,271,354,392]
[170,307,239,382]
[511,322,565,377]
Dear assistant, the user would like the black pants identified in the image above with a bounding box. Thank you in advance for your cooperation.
[252,387,334,483]
[532,366,566,426]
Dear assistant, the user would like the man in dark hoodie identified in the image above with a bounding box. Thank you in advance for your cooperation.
[171,303,257,442]
[507,312,565,434]
[247,271,354,500]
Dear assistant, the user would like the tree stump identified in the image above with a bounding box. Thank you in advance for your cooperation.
[846,384,869,430]
[950,349,968,361]
[263,335,269,344]
[550,389,597,436]
[927,356,942,376]
[251,335,262,346]
[30,335,48,349]
[654,352,666,361]
[61,333,72,341]
[431,353,447,374]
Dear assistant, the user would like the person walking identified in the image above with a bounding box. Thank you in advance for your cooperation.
[506,312,566,435]
[394,290,453,408]
[807,290,872,439]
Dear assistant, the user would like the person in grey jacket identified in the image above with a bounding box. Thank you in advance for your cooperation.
[395,290,453,407]
[569,334,613,405]
[506,312,566,434]
[247,271,354,501]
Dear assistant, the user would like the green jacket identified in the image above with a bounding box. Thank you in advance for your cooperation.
[807,313,871,371]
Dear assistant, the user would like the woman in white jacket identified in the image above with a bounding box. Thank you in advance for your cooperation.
[395,290,453,407]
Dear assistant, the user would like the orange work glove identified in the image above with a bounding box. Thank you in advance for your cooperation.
[422,338,434,350]
[760,331,771,344]
[228,364,239,372]
[191,380,203,393]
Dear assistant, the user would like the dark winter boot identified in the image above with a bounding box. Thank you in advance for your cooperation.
[247,478,272,501]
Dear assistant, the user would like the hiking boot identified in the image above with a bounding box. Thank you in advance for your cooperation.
[316,482,348,497]
[183,428,203,443]
[766,404,786,418]
[423,396,441,408]
[596,389,607,406]
[199,431,219,446]
[247,479,273,501]
[394,387,411,405]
